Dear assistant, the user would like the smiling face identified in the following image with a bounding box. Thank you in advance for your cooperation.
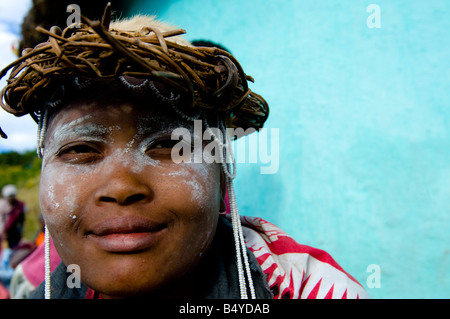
[39,95,223,298]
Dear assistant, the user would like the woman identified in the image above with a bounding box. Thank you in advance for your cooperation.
[0,5,367,299]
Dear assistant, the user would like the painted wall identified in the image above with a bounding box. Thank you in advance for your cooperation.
[127,0,450,298]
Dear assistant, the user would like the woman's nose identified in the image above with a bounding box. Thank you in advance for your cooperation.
[94,166,153,206]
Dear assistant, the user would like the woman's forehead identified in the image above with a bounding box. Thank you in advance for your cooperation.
[48,99,189,135]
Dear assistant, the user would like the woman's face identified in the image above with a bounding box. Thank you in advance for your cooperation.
[39,99,222,298]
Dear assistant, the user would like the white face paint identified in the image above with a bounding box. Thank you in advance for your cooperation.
[39,100,223,298]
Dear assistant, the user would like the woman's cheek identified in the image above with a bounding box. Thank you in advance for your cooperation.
[39,163,84,244]
[172,163,220,254]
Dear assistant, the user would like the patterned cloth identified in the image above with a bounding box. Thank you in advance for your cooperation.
[222,214,369,299]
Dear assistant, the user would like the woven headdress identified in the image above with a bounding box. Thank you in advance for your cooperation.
[0,3,268,139]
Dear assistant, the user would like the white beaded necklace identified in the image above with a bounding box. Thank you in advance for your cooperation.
[37,101,55,300]
[205,116,256,299]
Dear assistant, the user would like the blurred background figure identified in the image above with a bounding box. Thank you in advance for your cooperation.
[0,184,34,298]
[0,239,35,297]
[0,184,26,249]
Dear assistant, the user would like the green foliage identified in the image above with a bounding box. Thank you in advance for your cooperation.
[0,150,42,189]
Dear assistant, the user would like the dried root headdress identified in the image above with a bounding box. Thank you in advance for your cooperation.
[0,3,269,299]
[0,3,268,139]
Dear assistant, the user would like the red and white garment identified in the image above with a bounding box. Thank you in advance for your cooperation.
[223,214,369,299]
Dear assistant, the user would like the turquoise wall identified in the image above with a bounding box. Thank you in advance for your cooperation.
[127,0,450,298]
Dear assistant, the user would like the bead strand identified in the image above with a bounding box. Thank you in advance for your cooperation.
[118,75,149,90]
[227,177,248,298]
[37,108,49,159]
[44,225,51,299]
[207,114,255,299]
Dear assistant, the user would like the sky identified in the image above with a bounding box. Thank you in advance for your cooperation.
[0,0,35,152]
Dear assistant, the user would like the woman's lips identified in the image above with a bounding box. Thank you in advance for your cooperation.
[86,216,167,253]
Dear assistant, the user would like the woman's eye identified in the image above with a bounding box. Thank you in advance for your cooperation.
[57,143,101,162]
[65,145,97,154]
[151,139,180,149]
[146,138,192,161]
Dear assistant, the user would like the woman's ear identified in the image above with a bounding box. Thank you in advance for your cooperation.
[219,169,227,212]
